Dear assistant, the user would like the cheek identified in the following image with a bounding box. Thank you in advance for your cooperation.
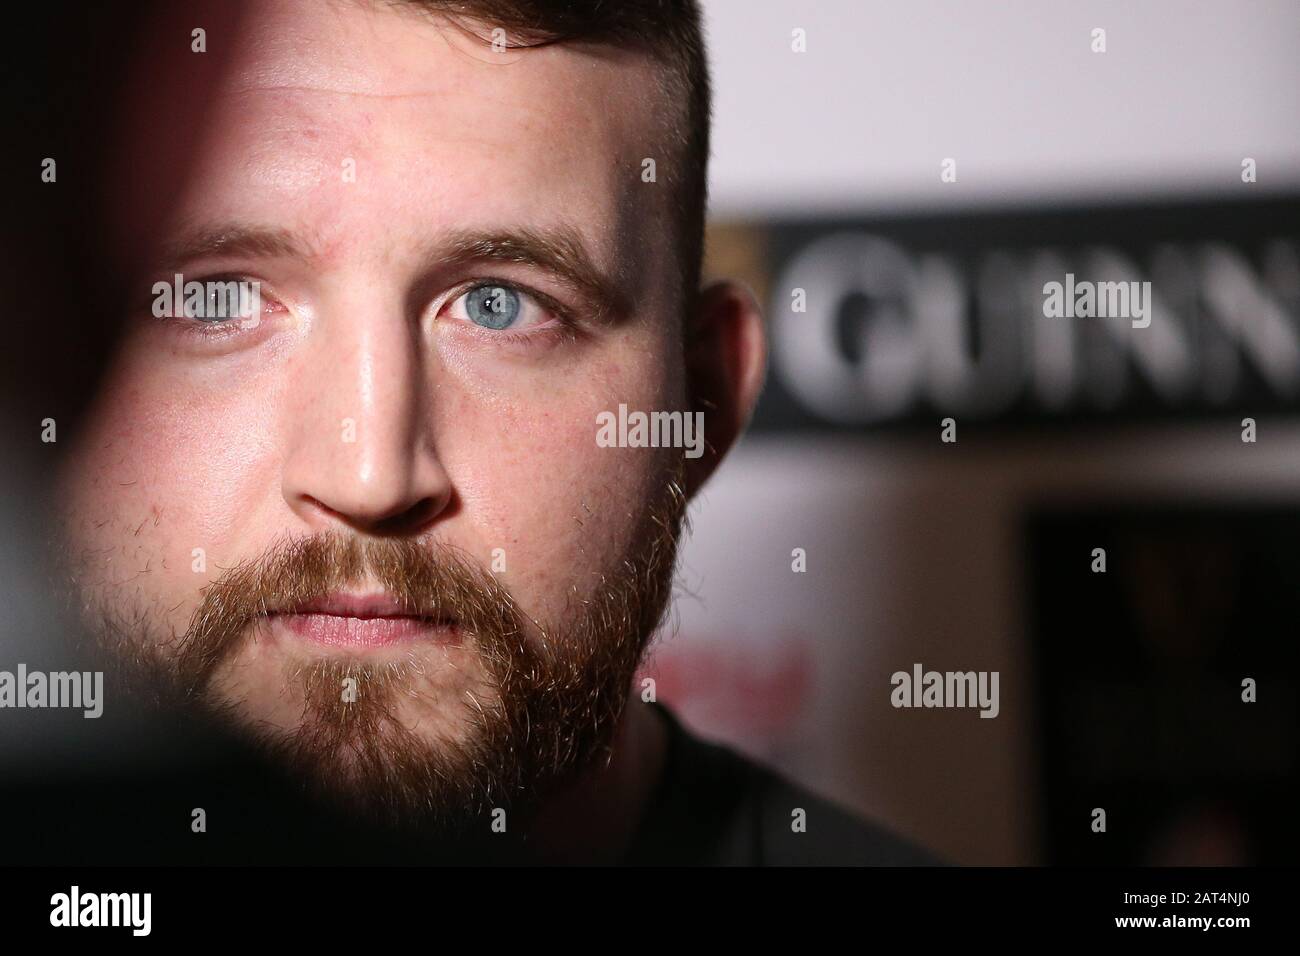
[57,360,278,615]
[436,348,681,619]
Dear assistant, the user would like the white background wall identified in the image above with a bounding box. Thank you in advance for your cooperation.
[703,0,1300,216]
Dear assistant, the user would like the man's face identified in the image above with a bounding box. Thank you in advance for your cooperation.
[55,0,690,826]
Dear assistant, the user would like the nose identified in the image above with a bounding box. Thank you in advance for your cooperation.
[281,292,451,536]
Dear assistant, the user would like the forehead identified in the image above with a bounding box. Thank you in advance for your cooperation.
[116,0,675,279]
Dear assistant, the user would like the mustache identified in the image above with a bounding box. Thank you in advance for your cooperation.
[174,533,527,696]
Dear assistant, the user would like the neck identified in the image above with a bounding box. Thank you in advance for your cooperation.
[525,697,668,864]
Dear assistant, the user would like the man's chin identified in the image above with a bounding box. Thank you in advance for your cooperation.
[246,708,513,835]
[197,632,515,832]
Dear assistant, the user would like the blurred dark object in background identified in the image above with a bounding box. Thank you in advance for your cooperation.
[1027,505,1298,865]
[3,2,150,433]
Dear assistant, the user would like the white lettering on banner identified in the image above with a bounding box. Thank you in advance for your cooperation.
[771,233,1300,424]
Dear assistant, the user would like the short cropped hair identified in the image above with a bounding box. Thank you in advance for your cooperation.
[397,0,711,305]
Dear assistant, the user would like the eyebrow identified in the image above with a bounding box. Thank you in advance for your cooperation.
[156,223,629,322]
[158,225,312,264]
[435,227,629,322]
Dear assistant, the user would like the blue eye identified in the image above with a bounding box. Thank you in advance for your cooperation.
[464,284,521,330]
[184,282,247,323]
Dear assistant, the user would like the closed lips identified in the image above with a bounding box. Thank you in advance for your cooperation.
[271,593,457,647]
